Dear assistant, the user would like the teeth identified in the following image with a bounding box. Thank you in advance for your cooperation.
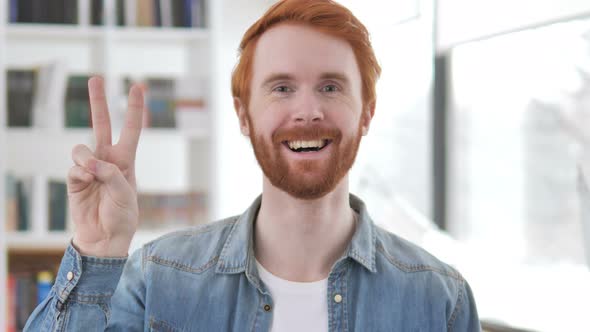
[287,140,327,150]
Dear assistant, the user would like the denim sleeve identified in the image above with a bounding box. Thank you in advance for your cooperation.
[448,278,481,332]
[23,242,141,331]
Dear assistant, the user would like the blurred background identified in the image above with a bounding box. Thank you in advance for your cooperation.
[1,0,589,331]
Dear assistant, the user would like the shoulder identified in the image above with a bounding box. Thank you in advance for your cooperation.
[372,225,476,325]
[138,216,239,273]
[372,224,470,309]
[374,224,463,281]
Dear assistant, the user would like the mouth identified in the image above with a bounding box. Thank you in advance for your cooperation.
[282,139,332,153]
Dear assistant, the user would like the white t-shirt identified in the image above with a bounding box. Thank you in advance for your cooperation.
[255,260,329,332]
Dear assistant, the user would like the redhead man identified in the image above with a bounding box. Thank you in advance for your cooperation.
[25,0,480,331]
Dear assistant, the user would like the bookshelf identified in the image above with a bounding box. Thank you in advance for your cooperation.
[1,0,7,330]
[0,0,238,330]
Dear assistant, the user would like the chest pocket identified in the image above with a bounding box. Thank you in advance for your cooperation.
[149,317,184,332]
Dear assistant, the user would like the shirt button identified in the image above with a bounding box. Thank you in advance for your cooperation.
[334,294,343,303]
[264,304,272,312]
[67,271,74,281]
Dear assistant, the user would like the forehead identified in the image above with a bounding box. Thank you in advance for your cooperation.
[251,23,361,84]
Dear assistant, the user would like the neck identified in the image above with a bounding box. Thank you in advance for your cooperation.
[254,175,356,282]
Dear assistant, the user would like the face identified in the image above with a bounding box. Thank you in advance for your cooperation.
[235,23,373,200]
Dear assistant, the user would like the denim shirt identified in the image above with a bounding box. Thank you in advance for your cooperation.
[25,194,481,331]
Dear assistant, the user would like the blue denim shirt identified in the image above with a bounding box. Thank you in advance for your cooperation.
[25,194,481,331]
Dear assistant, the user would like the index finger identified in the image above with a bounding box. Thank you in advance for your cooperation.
[88,76,113,147]
[117,84,144,153]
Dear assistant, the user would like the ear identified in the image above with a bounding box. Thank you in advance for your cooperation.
[360,102,375,136]
[234,97,250,136]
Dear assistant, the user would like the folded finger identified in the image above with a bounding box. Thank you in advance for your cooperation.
[72,144,95,168]
[67,165,95,193]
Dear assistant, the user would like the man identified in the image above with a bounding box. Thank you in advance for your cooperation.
[25,0,480,331]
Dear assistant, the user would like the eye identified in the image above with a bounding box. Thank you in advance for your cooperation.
[273,85,292,93]
[321,84,339,93]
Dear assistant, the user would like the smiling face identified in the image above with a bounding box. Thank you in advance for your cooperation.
[235,23,373,200]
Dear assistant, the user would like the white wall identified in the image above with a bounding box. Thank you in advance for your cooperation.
[342,0,434,218]
[437,0,590,50]
[209,0,275,219]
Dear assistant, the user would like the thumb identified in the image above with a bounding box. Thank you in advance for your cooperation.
[87,159,134,202]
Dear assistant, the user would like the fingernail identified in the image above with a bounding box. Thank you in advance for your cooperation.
[88,76,103,89]
[130,85,145,103]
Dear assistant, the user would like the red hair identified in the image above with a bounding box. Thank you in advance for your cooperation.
[231,0,381,109]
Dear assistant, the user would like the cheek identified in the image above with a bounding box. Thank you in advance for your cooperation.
[325,108,362,133]
[248,112,280,140]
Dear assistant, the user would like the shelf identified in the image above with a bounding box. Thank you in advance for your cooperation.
[7,24,208,41]
[5,25,103,72]
[7,24,104,39]
[110,27,209,42]
[140,128,210,140]
[5,127,209,192]
[6,127,209,140]
[6,127,94,139]
[6,229,186,254]
[6,232,72,252]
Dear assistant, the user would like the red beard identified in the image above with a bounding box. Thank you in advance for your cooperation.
[247,115,363,200]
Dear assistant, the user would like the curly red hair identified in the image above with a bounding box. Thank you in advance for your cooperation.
[231,0,381,110]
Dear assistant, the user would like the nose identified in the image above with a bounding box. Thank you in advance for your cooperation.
[292,90,324,124]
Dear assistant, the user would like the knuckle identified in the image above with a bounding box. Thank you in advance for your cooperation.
[102,163,119,178]
[67,165,78,177]
[72,144,85,154]
[66,171,76,183]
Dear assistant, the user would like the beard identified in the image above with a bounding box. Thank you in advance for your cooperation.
[247,114,363,200]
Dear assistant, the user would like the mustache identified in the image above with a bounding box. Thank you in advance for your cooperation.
[272,125,342,144]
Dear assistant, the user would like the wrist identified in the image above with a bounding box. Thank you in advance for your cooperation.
[72,236,131,258]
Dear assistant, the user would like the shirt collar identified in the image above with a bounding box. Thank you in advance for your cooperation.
[215,193,377,275]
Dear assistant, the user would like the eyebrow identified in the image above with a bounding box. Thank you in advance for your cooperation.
[260,72,351,88]
[261,73,295,88]
[319,72,350,85]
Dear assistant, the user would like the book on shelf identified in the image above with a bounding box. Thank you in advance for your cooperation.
[5,174,19,232]
[6,69,36,127]
[122,76,209,130]
[7,0,207,27]
[138,192,208,229]
[11,0,78,24]
[7,270,57,331]
[7,62,68,129]
[6,274,17,332]
[65,74,92,128]
[14,272,35,330]
[117,0,206,28]
[159,0,173,27]
[5,174,33,232]
[48,180,68,231]
[16,178,33,231]
[147,77,176,128]
[90,0,104,26]
[171,0,185,27]
[124,0,138,27]
[124,77,175,128]
[137,0,155,27]
[116,0,126,26]
[174,76,209,132]
[192,0,206,28]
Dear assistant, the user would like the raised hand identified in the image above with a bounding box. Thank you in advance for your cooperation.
[68,77,144,257]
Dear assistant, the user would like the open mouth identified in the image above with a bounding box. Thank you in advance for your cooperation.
[283,139,331,153]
